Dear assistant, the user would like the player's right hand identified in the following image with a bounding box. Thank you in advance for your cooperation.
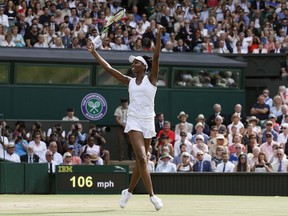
[87,40,95,53]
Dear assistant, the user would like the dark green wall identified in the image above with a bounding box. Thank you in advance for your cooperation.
[0,86,244,126]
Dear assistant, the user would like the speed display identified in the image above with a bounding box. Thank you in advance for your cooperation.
[55,165,129,194]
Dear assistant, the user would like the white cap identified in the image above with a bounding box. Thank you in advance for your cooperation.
[129,55,148,71]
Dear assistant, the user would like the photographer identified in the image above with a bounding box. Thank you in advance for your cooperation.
[47,123,66,154]
[12,121,27,141]
[26,122,46,142]
[89,124,110,165]
[14,135,29,157]
[67,123,87,146]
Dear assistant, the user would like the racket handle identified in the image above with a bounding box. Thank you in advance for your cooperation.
[90,35,101,46]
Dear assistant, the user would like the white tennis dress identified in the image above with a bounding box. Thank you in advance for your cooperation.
[124,76,157,138]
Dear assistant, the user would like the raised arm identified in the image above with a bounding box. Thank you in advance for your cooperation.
[87,41,131,85]
[149,25,163,86]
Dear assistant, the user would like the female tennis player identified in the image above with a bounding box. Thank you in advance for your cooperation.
[87,25,163,211]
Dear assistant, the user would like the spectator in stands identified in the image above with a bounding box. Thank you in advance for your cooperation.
[234,154,250,172]
[207,103,226,127]
[146,151,155,173]
[212,115,227,136]
[28,132,47,161]
[229,143,245,165]
[79,136,103,165]
[14,135,28,157]
[161,40,173,52]
[174,131,192,156]
[252,42,268,53]
[20,146,39,163]
[175,111,193,134]
[227,113,245,135]
[0,6,9,28]
[262,88,273,109]
[44,150,56,173]
[191,122,209,144]
[215,152,235,172]
[268,113,280,133]
[81,153,94,165]
[260,121,278,144]
[155,153,176,172]
[193,150,212,172]
[111,35,130,50]
[156,134,174,159]
[11,26,25,47]
[176,151,193,172]
[99,37,111,50]
[4,142,20,162]
[155,120,175,149]
[248,146,260,170]
[250,94,270,125]
[64,133,81,156]
[25,24,39,47]
[270,95,283,118]
[62,107,79,121]
[193,114,209,135]
[0,33,15,46]
[211,145,224,172]
[67,145,81,165]
[260,132,279,161]
[271,148,288,172]
[34,34,48,48]
[114,98,133,161]
[4,0,16,22]
[39,7,51,25]
[62,27,73,48]
[252,152,272,172]
[61,152,72,165]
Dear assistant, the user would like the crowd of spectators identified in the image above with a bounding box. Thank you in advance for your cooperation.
[0,0,287,54]
[1,0,287,77]
[0,108,110,172]
[151,85,288,173]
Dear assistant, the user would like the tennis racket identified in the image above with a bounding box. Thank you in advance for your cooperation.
[90,8,126,45]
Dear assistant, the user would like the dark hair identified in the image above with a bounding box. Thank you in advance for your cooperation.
[236,154,248,172]
[142,55,152,72]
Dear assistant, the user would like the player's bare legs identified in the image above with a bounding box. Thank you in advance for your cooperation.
[128,131,154,196]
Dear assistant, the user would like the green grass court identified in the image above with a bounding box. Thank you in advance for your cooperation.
[0,194,287,216]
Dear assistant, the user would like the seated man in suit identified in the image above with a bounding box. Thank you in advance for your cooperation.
[20,146,39,163]
[271,149,288,172]
[193,151,212,172]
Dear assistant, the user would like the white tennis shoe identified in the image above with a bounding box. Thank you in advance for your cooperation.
[119,189,132,208]
[150,195,163,211]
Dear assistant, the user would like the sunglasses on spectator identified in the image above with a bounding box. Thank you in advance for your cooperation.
[197,154,203,156]
[277,154,283,156]
[240,157,246,160]
[235,147,241,149]
[196,138,202,141]
[266,124,272,126]
[183,156,189,158]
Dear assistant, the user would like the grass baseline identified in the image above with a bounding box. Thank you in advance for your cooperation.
[0,194,287,216]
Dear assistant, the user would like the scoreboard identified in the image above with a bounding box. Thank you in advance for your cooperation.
[55,165,129,194]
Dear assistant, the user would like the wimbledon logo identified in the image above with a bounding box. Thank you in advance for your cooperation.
[81,93,108,121]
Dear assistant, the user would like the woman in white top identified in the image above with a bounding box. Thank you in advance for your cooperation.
[87,25,164,211]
